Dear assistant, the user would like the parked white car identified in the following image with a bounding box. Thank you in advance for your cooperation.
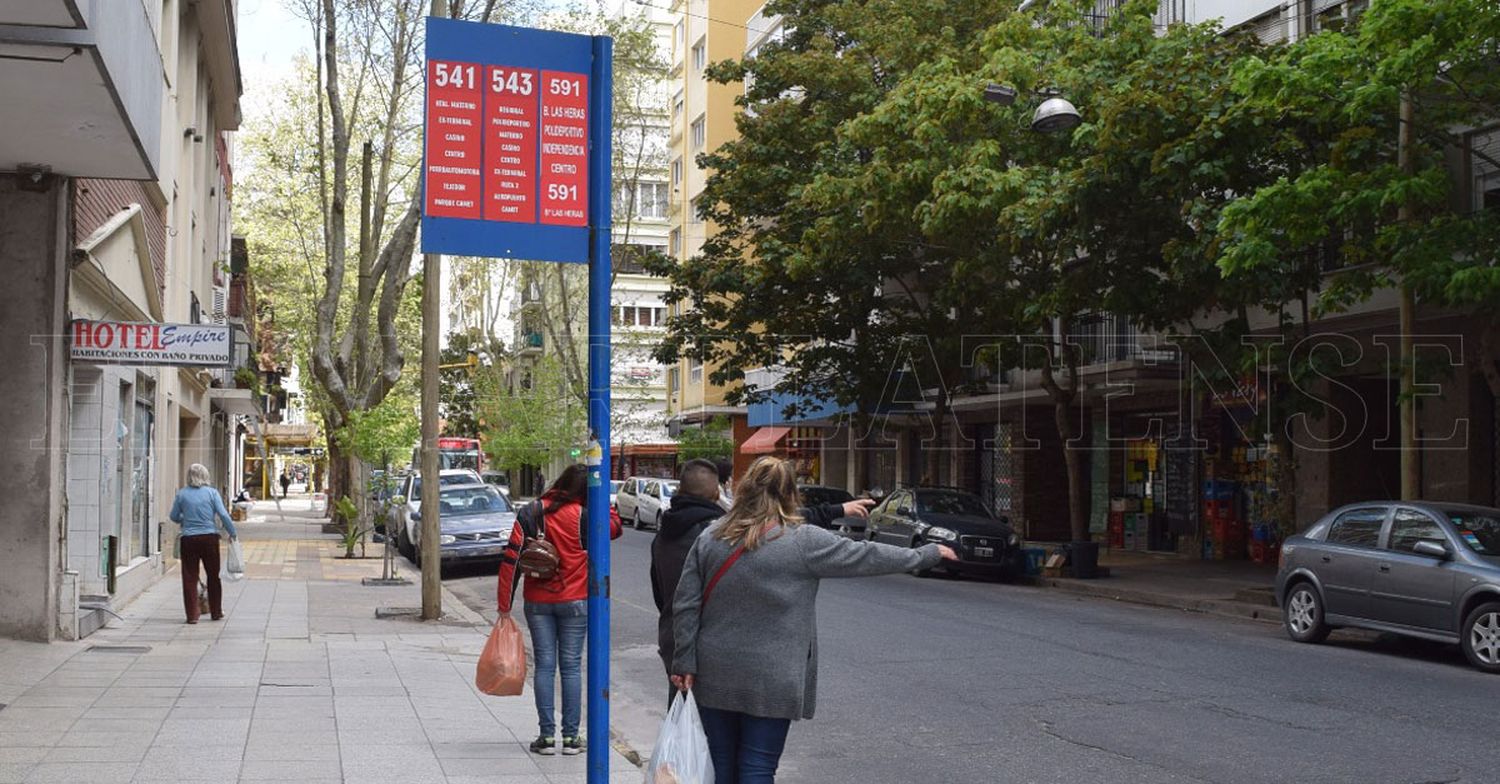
[616,476,644,523]
[629,479,678,531]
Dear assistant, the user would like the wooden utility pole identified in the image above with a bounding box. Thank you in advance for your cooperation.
[420,0,448,620]
[1398,90,1419,500]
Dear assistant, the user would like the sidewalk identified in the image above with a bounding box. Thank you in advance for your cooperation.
[0,496,640,784]
[1033,548,1283,624]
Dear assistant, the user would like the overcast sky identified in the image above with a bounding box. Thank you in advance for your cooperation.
[239,0,312,122]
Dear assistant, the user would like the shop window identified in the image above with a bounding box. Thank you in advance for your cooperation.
[1326,508,1385,548]
[1388,509,1446,554]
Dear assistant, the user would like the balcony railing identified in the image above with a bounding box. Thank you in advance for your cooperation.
[517,331,544,354]
[1067,313,1175,365]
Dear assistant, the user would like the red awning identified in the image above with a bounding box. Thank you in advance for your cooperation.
[740,426,791,455]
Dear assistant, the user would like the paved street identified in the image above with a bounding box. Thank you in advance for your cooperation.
[448,527,1500,784]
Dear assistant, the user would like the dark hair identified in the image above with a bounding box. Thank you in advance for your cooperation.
[543,464,589,514]
[714,458,733,484]
[678,458,721,501]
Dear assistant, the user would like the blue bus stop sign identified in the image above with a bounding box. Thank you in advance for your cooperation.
[422,17,596,263]
[422,17,614,782]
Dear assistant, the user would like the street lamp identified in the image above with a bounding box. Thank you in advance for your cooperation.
[1030,96,1082,134]
[982,83,1081,134]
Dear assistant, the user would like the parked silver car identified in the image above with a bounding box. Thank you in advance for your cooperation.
[388,468,481,559]
[1276,501,1500,673]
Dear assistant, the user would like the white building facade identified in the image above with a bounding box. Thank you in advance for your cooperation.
[0,0,246,641]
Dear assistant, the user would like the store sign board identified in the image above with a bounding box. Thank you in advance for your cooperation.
[422,18,594,262]
[70,319,230,366]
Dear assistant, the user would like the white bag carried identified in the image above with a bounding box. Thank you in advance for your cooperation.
[222,539,245,582]
[645,690,714,784]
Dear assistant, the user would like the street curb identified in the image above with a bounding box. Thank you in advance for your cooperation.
[1027,576,1283,626]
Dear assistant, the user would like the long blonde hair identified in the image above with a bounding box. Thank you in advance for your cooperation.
[716,456,803,550]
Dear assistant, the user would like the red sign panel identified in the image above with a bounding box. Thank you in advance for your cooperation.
[483,66,539,223]
[425,60,484,220]
[424,59,588,231]
[539,70,589,227]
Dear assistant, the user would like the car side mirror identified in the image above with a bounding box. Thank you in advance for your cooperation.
[1413,540,1449,559]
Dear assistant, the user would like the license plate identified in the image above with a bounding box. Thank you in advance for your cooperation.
[974,546,994,558]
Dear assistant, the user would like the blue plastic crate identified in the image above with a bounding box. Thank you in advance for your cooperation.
[1023,548,1046,577]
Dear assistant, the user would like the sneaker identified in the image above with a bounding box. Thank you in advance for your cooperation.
[561,736,584,756]
[529,736,556,756]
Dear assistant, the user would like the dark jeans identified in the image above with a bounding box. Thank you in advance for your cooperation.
[698,705,792,784]
[180,534,222,621]
[524,599,587,738]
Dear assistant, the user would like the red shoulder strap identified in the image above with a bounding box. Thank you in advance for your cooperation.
[701,546,746,608]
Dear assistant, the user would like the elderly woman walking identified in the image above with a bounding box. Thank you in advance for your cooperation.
[169,463,238,624]
[670,456,957,783]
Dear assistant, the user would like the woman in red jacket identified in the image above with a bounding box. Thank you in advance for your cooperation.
[498,464,622,756]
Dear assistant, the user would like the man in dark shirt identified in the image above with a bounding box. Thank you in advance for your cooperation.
[649,459,873,703]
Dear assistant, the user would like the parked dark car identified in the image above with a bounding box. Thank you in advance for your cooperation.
[1275,501,1500,673]
[866,487,1024,579]
[798,485,866,539]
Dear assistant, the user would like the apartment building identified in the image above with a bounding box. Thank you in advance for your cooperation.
[662,0,779,471]
[0,0,249,641]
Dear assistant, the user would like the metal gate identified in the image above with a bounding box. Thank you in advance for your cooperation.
[978,423,1016,518]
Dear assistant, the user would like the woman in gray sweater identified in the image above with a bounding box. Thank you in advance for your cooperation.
[671,457,956,783]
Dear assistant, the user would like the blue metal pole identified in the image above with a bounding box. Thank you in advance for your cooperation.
[585,33,613,784]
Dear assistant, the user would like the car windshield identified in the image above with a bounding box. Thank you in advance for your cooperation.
[610,481,623,493]
[661,482,678,498]
[409,473,478,501]
[1444,510,1500,555]
[802,487,854,506]
[439,486,511,515]
[917,490,993,519]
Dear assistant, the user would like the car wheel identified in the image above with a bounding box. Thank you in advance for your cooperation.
[398,525,414,560]
[1283,582,1331,644]
[1460,601,1500,673]
[633,511,644,530]
[656,510,664,529]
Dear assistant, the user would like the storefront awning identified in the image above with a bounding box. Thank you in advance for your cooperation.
[740,426,791,455]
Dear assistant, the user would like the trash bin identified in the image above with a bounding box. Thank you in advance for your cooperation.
[1068,540,1100,579]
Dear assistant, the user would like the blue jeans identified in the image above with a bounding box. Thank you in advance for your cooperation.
[698,705,792,784]
[524,600,587,738]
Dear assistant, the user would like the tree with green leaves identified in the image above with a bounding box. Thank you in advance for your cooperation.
[654,0,1278,542]
[476,356,587,475]
[676,416,735,462]
[1216,0,1500,423]
[440,329,505,438]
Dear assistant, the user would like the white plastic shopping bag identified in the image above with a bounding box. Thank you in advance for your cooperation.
[222,539,245,582]
[645,690,714,784]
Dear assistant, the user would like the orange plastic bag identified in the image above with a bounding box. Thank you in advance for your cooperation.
[476,615,527,696]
